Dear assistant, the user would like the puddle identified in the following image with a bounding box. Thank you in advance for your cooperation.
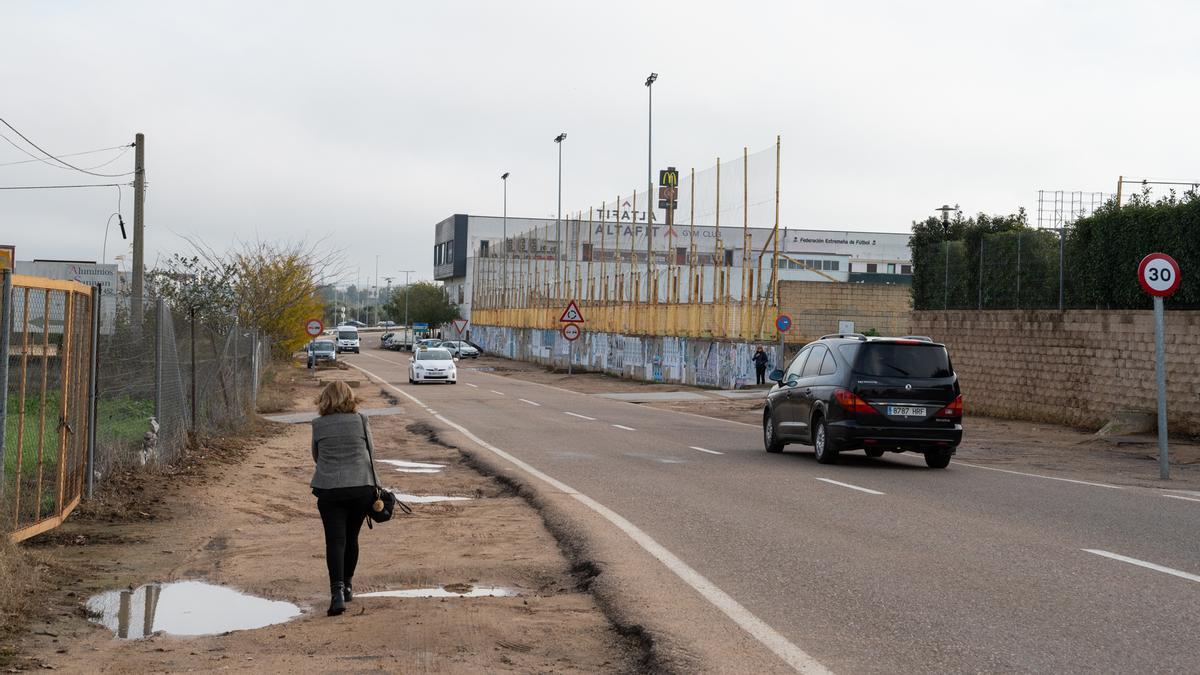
[390,490,472,504]
[85,581,301,639]
[378,459,446,473]
[359,585,518,599]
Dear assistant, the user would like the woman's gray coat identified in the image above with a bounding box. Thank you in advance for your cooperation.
[310,412,376,489]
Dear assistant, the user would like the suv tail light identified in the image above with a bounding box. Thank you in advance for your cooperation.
[834,388,878,414]
[937,394,963,418]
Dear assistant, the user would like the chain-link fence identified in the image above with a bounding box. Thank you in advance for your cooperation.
[92,296,267,483]
[2,273,268,542]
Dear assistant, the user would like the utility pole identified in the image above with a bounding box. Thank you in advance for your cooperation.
[131,132,146,329]
[399,270,414,343]
[554,133,567,297]
[645,73,657,299]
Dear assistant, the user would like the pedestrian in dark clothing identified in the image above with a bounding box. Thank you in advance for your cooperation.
[311,381,377,616]
[753,346,769,385]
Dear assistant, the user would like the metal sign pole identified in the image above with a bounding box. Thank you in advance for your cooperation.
[0,269,12,492]
[1154,295,1169,480]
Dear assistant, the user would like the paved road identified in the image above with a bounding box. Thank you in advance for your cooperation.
[346,350,1200,673]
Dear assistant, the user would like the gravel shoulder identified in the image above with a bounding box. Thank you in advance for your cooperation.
[13,362,640,673]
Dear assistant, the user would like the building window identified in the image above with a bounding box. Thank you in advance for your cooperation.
[867,263,878,273]
[901,264,912,275]
[480,240,490,258]
[887,263,896,274]
[830,261,840,271]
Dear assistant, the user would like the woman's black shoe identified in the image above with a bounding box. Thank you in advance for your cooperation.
[343,580,354,603]
[328,582,346,616]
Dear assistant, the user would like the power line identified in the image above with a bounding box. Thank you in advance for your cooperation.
[0,142,133,168]
[0,182,126,190]
[0,117,135,177]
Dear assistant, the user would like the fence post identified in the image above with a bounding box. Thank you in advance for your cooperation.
[154,298,163,426]
[977,237,984,309]
[250,330,259,415]
[0,269,11,493]
[189,306,197,438]
[1058,226,1065,311]
[86,285,100,499]
[1016,231,1022,309]
[232,316,240,416]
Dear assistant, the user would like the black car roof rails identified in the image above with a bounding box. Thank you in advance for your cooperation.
[818,333,868,341]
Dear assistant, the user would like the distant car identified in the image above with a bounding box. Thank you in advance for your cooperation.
[307,340,337,369]
[439,340,479,358]
[408,348,457,384]
[343,320,367,328]
[763,334,963,468]
[379,332,395,349]
[415,338,443,350]
[378,320,397,328]
[335,325,361,353]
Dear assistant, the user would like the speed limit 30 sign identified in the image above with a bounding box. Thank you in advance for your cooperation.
[1137,253,1181,297]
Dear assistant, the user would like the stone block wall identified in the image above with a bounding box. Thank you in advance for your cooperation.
[911,310,1200,434]
[779,281,912,342]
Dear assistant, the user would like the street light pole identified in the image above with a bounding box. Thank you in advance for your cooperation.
[501,172,510,294]
[398,269,414,344]
[645,72,657,300]
[554,133,567,297]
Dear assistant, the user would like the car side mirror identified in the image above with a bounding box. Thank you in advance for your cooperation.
[768,369,784,383]
[785,375,799,388]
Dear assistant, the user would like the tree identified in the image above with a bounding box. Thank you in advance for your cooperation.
[383,282,460,327]
[148,254,238,327]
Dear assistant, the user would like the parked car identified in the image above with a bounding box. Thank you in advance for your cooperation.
[379,332,395,349]
[378,320,397,328]
[408,348,458,384]
[415,338,443,350]
[439,340,479,358]
[762,334,963,468]
[335,325,361,353]
[306,340,337,368]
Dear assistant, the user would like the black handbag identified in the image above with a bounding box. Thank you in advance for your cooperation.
[360,413,411,526]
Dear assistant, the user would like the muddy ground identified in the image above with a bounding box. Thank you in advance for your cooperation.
[466,354,1200,491]
[10,363,641,673]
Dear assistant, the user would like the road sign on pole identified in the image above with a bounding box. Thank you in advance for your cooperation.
[561,323,581,341]
[775,314,792,333]
[452,319,468,337]
[305,318,324,338]
[559,300,585,323]
[1138,252,1181,480]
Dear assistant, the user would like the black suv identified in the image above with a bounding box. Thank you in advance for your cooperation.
[763,334,963,468]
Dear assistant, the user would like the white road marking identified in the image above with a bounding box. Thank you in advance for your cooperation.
[690,446,724,455]
[518,398,541,406]
[465,383,479,388]
[346,361,829,674]
[490,390,505,396]
[1082,549,1200,584]
[1164,494,1200,503]
[564,412,596,421]
[814,478,885,495]
[612,424,636,431]
[955,461,1123,490]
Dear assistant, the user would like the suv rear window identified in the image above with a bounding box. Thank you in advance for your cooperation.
[853,343,952,378]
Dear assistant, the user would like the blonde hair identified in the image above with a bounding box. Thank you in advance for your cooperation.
[317,381,358,416]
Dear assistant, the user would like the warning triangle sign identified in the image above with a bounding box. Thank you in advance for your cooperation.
[452,319,468,334]
[559,300,585,323]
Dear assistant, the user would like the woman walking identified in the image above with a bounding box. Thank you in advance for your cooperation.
[311,381,377,616]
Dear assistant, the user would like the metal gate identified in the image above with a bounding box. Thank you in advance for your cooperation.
[1,273,96,542]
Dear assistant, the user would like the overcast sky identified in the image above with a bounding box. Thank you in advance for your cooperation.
[3,1,1197,286]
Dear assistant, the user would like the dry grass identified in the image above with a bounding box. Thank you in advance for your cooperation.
[255,361,301,414]
[0,542,49,647]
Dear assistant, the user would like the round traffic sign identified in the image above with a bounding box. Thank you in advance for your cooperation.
[1137,253,1181,297]
[305,318,324,337]
[561,323,581,341]
[775,314,793,332]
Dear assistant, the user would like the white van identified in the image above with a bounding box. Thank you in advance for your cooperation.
[335,325,361,353]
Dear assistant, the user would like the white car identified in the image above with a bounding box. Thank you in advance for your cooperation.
[335,325,360,353]
[409,348,458,384]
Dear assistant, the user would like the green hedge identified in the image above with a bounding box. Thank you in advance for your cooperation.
[911,194,1198,310]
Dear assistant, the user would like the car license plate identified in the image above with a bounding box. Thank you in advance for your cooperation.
[888,406,927,417]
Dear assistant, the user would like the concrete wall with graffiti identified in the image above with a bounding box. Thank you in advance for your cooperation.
[471,325,781,389]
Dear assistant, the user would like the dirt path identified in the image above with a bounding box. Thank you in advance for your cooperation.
[472,354,1200,490]
[15,364,639,673]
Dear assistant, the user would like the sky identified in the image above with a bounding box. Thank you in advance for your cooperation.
[2,1,1198,287]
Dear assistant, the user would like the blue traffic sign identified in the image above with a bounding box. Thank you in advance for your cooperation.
[413,322,429,330]
[775,314,792,332]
